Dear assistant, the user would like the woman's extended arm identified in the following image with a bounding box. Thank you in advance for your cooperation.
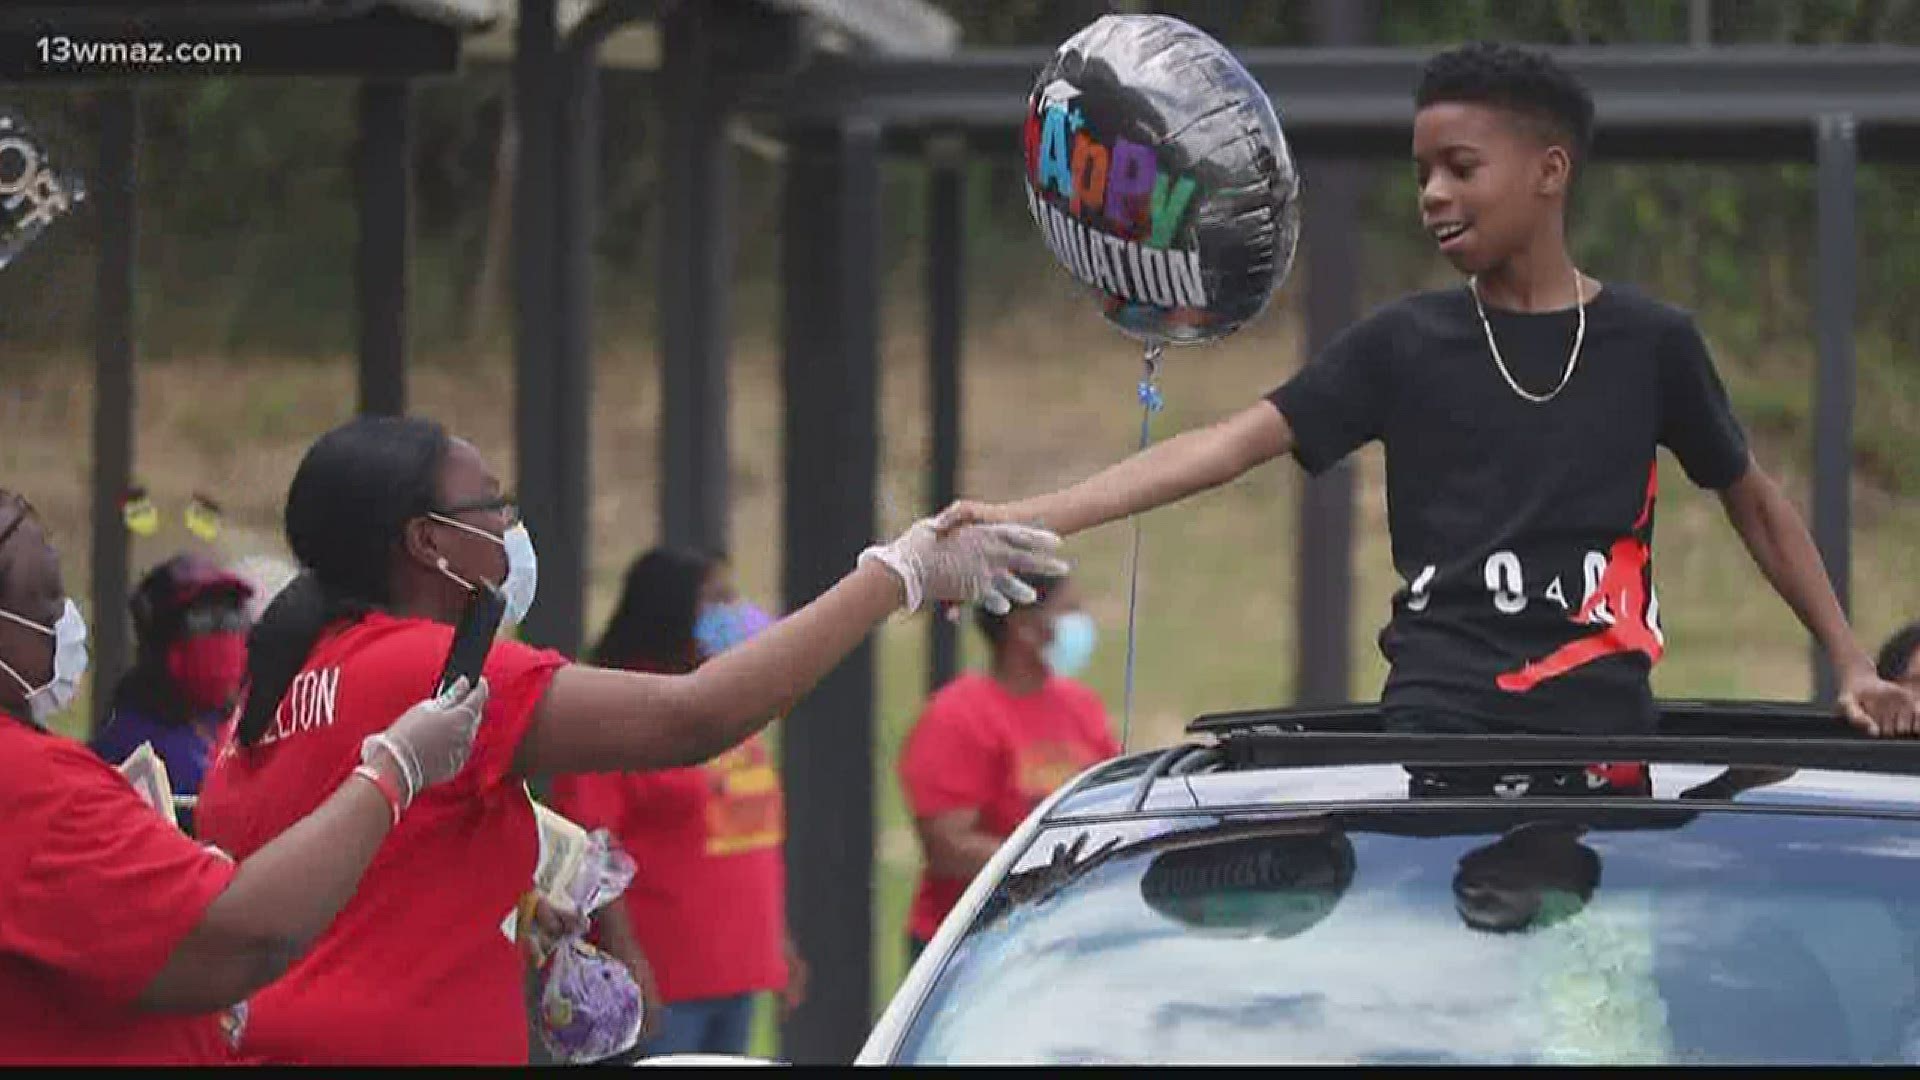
[513,522,1066,777]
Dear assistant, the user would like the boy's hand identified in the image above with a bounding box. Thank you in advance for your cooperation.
[931,499,1016,536]
[926,501,1044,623]
[860,518,1066,615]
[1838,663,1919,737]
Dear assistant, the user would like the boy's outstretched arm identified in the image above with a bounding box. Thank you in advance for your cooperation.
[1718,456,1919,737]
[936,400,1294,538]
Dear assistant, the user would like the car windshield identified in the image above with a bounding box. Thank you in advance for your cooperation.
[893,806,1920,1065]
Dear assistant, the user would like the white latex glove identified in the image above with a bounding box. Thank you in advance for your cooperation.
[860,519,1068,615]
[361,675,489,804]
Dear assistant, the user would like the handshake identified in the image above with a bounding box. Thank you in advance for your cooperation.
[859,506,1065,617]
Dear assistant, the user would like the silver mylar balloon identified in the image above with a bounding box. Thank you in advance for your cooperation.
[1022,15,1302,345]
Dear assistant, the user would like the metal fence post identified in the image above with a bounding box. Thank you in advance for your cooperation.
[926,136,966,693]
[354,79,410,418]
[89,87,138,736]
[1293,0,1374,706]
[512,0,560,653]
[778,118,882,1065]
[659,0,735,555]
[1810,112,1857,704]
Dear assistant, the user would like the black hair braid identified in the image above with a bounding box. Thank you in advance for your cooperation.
[235,572,377,745]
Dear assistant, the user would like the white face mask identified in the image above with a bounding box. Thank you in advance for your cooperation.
[0,597,89,725]
[428,515,539,627]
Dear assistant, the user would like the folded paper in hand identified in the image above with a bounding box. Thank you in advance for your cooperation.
[119,742,179,828]
[531,799,594,909]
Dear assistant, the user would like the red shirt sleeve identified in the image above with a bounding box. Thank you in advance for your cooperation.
[0,743,236,1007]
[899,684,1002,820]
[459,637,569,795]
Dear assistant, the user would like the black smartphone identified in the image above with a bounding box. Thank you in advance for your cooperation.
[437,581,506,700]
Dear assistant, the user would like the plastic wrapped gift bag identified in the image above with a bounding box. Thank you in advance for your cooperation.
[536,937,645,1064]
[526,821,645,1063]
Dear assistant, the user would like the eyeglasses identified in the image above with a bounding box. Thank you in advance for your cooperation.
[432,494,521,529]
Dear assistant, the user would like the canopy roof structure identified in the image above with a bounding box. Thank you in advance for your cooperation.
[759,43,1920,160]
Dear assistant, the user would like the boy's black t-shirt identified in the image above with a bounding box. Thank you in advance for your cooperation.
[1267,284,1750,735]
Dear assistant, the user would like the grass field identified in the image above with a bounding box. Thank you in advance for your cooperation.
[9,271,1918,1058]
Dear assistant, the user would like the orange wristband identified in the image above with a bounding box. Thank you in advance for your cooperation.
[351,765,404,827]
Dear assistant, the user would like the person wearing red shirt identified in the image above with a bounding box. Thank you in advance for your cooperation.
[551,546,803,1059]
[90,553,258,835]
[193,415,1066,1065]
[899,571,1119,958]
[0,488,487,1066]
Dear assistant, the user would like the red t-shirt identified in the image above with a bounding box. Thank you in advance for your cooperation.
[0,713,241,1065]
[196,612,567,1065]
[549,731,788,1004]
[899,673,1119,942]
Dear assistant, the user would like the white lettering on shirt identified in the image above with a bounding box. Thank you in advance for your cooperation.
[258,666,341,745]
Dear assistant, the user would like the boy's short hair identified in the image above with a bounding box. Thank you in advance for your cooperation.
[1416,41,1596,171]
[1877,621,1920,681]
[974,571,1065,648]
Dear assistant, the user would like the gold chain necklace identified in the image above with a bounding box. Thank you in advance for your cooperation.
[1468,269,1588,405]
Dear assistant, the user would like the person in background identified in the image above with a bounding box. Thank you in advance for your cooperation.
[91,553,256,833]
[0,487,489,1065]
[1878,621,1920,692]
[898,571,1118,961]
[550,546,804,1059]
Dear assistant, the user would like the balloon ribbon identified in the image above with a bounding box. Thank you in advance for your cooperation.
[1121,341,1164,752]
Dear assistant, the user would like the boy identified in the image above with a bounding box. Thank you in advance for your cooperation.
[938,42,1916,744]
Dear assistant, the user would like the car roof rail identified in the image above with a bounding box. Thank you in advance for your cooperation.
[1184,699,1920,775]
[1126,744,1203,812]
[1188,699,1853,739]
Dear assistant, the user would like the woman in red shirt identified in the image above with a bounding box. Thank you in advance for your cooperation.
[899,571,1119,958]
[193,415,1064,1065]
[552,547,803,1058]
[0,488,487,1065]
